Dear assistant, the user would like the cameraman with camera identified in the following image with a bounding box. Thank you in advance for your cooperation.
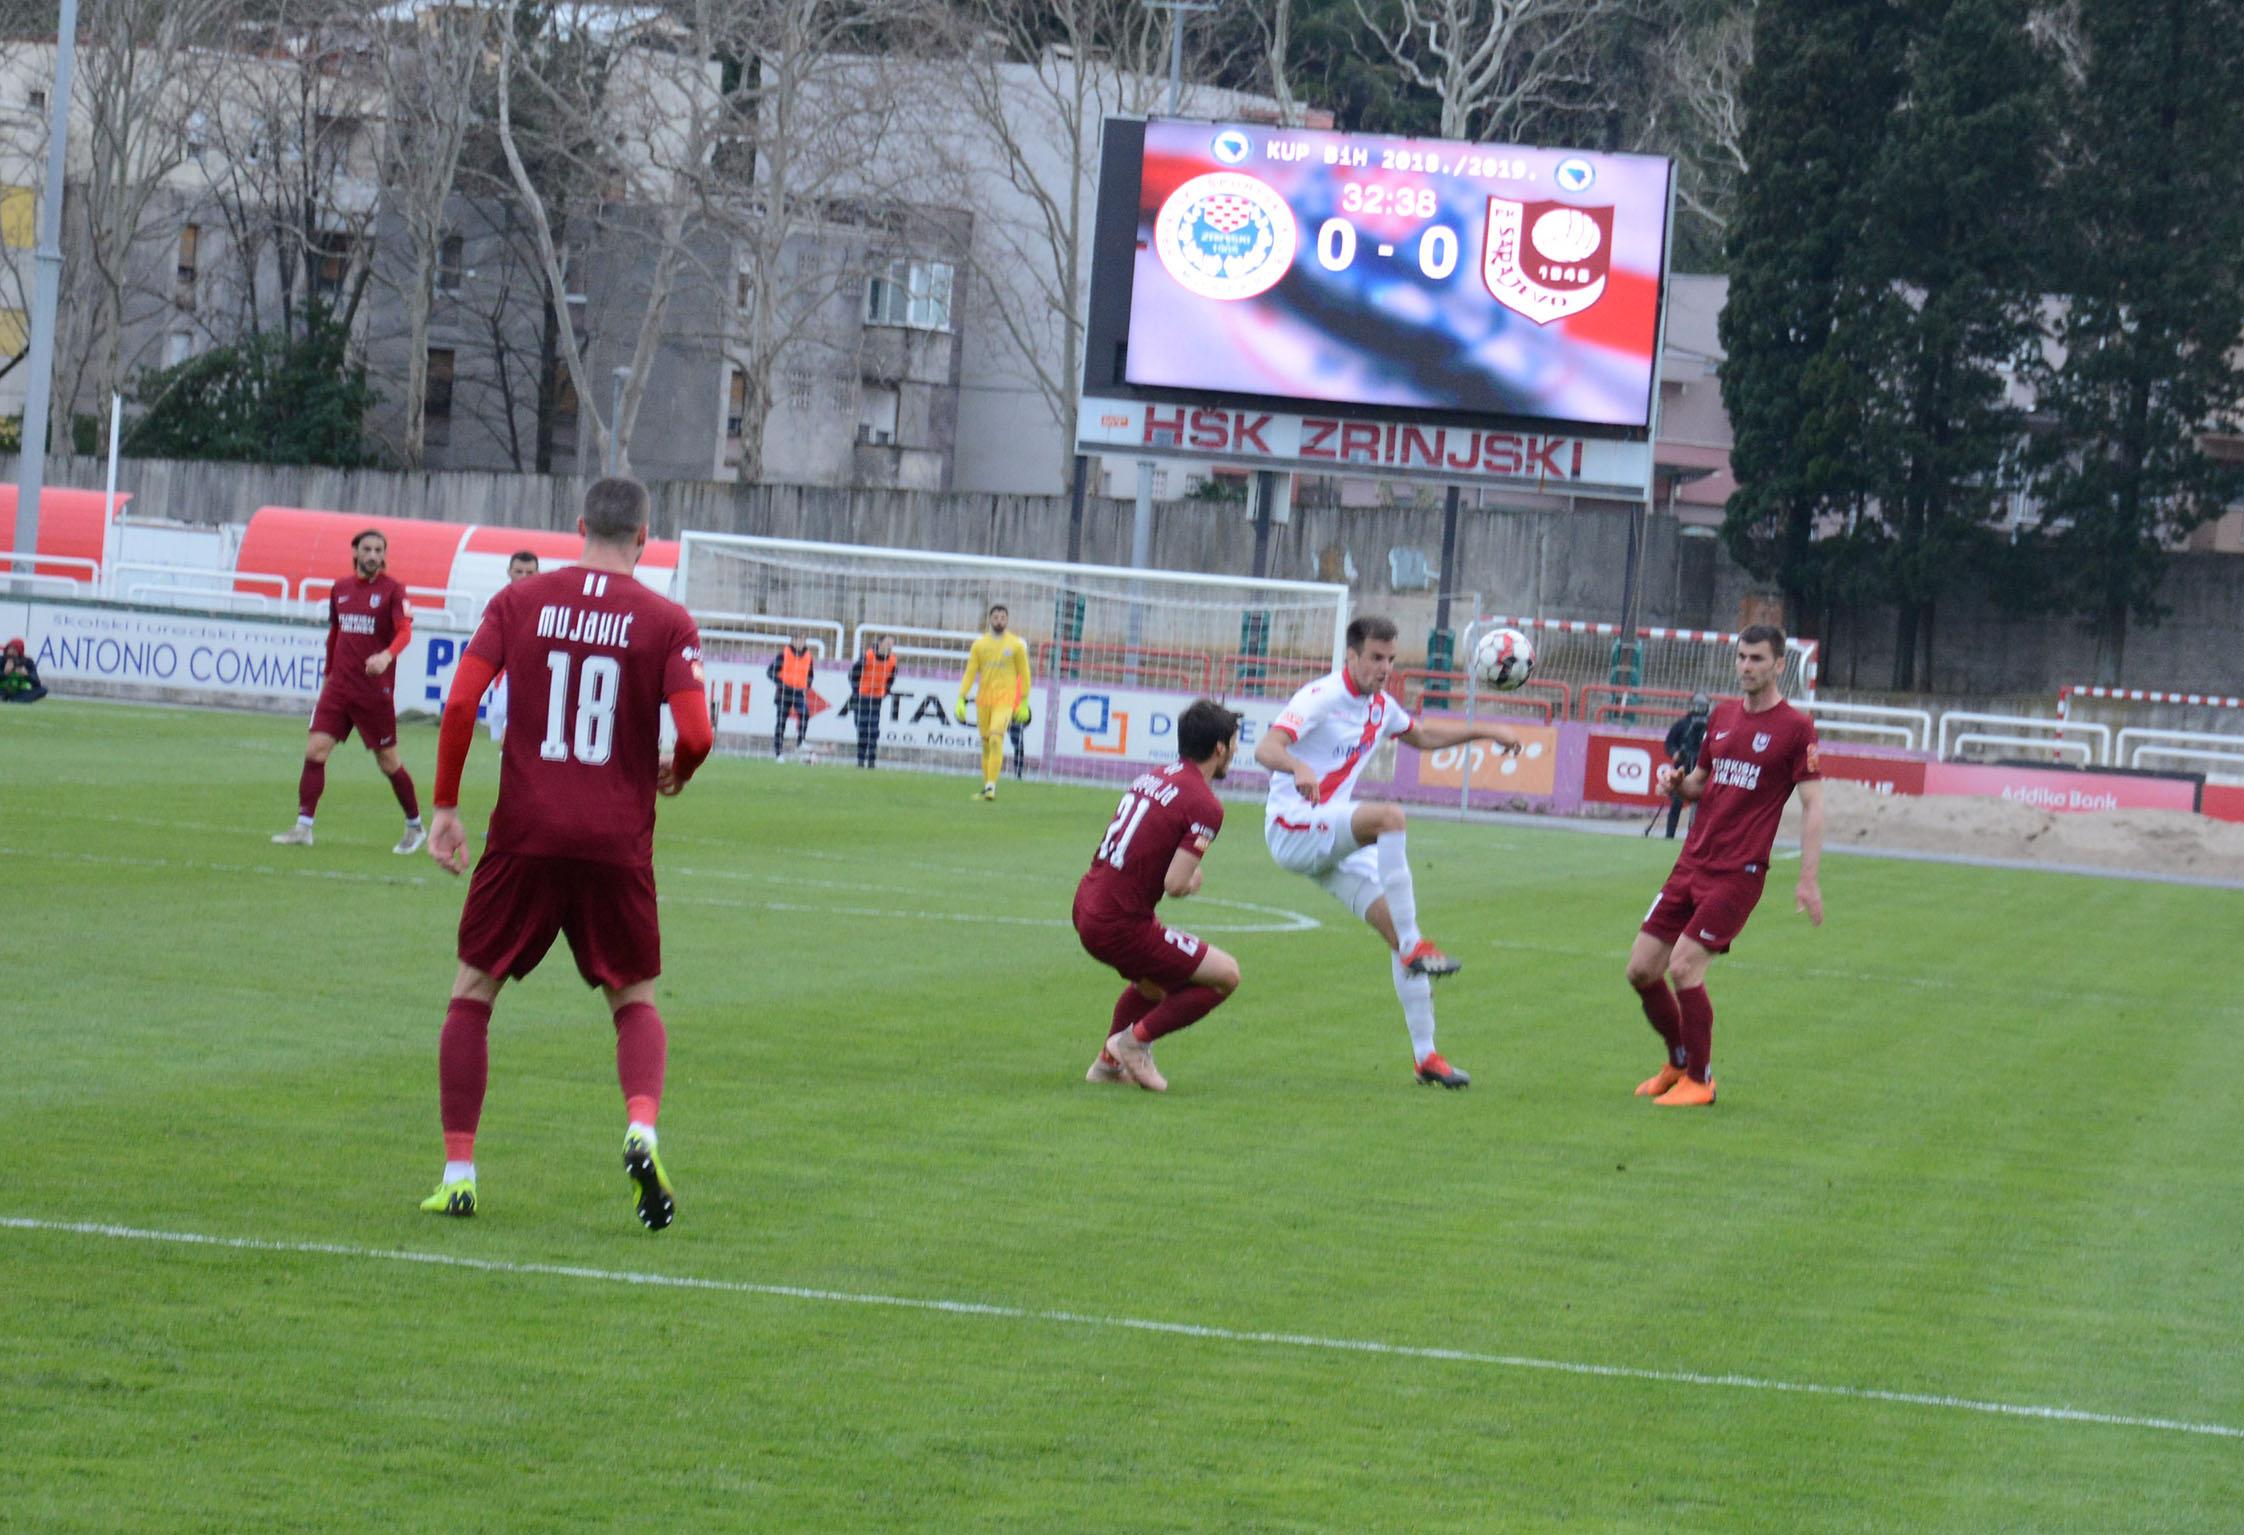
[1659,693,1713,839]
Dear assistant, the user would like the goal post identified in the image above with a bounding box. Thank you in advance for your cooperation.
[674,531,1351,785]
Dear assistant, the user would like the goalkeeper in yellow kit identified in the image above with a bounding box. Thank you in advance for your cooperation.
[957,603,1033,800]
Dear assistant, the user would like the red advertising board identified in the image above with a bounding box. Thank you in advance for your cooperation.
[1815,749,1928,796]
[1921,761,2199,813]
[2202,783,2244,823]
[1583,731,1671,807]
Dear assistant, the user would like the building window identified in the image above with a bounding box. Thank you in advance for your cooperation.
[436,233,464,294]
[425,347,454,446]
[309,233,355,304]
[725,369,747,462]
[736,272,750,309]
[167,331,193,367]
[865,259,953,332]
[28,89,45,112]
[856,384,898,446]
[176,224,199,308]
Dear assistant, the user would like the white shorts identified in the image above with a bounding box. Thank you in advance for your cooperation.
[1265,801,1384,922]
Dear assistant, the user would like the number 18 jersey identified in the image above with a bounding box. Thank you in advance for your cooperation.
[465,565,702,867]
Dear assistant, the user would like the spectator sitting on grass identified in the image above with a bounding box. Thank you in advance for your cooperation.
[0,638,46,704]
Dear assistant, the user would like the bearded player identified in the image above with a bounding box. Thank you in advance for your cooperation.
[1625,624,1824,1107]
[1076,700,1242,1093]
[417,477,714,1227]
[271,528,424,852]
[956,603,1032,800]
[1255,615,1522,1088]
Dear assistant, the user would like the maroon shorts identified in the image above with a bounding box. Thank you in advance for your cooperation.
[1073,902,1206,992]
[310,686,399,750]
[1641,865,1767,955]
[458,853,662,990]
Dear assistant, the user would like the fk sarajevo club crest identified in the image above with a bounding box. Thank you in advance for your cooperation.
[1153,172,1299,301]
[1482,198,1614,324]
[1753,732,1772,753]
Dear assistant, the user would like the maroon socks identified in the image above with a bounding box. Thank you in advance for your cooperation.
[1134,985,1224,1043]
[387,765,421,821]
[1676,985,1715,1083]
[297,759,326,820]
[1635,979,1687,1069]
[612,1001,667,1125]
[438,997,493,1160]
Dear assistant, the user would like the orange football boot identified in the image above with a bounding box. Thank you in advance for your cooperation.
[1652,1074,1717,1107]
[1635,1063,1686,1098]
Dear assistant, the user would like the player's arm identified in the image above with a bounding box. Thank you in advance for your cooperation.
[429,650,499,874]
[367,592,412,676]
[956,640,984,714]
[659,689,713,797]
[1659,760,1710,802]
[1793,778,1825,926]
[1253,720,1325,803]
[1397,715,1521,754]
[1011,637,1033,722]
[1162,843,1207,898]
[658,620,713,797]
[323,592,338,677]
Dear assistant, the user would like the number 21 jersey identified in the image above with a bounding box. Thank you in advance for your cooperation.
[466,566,703,866]
[1075,759,1226,923]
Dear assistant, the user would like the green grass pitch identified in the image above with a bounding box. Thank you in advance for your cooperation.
[4,699,2241,1532]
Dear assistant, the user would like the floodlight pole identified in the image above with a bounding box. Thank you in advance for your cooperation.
[13,0,80,590]
[1143,0,1217,115]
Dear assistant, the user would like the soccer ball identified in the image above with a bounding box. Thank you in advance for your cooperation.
[1472,627,1536,691]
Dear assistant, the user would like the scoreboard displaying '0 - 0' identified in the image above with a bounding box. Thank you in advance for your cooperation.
[1082,118,1675,435]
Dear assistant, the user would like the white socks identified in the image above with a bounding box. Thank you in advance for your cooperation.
[1390,951,1437,1063]
[443,1160,475,1184]
[297,814,314,829]
[628,1121,658,1147]
[1376,830,1421,951]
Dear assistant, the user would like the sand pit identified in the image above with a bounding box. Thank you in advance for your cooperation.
[1776,780,2244,883]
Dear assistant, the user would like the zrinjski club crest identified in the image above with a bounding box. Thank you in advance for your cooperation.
[1482,198,1614,324]
[1153,172,1299,301]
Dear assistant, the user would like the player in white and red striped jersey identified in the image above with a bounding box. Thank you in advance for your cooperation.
[1255,614,1525,1088]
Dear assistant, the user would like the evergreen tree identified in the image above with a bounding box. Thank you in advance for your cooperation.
[2022,0,2244,681]
[125,307,378,467]
[1716,0,1906,637]
[1851,0,2053,687]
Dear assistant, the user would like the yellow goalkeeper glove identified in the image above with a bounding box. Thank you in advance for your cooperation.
[955,696,970,720]
[1013,702,1032,726]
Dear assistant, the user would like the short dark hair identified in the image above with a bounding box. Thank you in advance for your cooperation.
[1346,614,1399,651]
[1738,623,1787,656]
[582,477,650,542]
[1177,699,1241,761]
[508,549,539,567]
[351,528,385,550]
[988,603,1009,618]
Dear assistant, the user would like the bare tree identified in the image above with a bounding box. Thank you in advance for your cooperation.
[714,0,938,483]
[497,1,735,474]
[1642,3,1752,239]
[929,0,1185,490]
[190,4,383,346]
[372,0,492,466]
[1352,0,1619,142]
[55,0,229,452]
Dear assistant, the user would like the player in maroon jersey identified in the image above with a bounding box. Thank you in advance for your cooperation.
[1074,700,1243,1093]
[1624,624,1825,1106]
[416,478,715,1228]
[271,528,425,852]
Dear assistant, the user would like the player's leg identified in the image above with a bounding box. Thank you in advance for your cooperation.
[1347,800,1458,978]
[565,860,676,1229]
[275,727,342,844]
[603,976,676,1231]
[1090,978,1162,1083]
[1625,929,1688,1097]
[424,961,504,1216]
[976,714,1003,797]
[1652,936,1719,1106]
[372,732,425,854]
[1132,943,1239,1040]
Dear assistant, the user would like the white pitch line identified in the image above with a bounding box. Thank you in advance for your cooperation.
[0,845,1321,935]
[5,1216,2236,1443]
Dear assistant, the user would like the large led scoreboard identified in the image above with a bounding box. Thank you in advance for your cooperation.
[1079,118,1675,495]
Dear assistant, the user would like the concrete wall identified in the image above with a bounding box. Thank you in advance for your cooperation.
[19,453,2244,694]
